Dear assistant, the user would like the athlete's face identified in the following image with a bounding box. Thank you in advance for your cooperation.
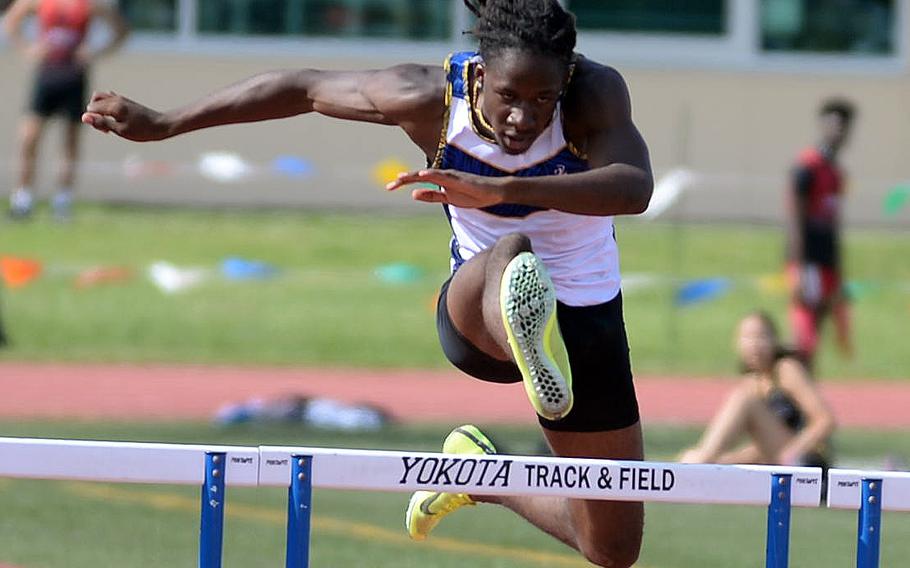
[736,316,776,372]
[477,49,568,155]
[820,112,851,151]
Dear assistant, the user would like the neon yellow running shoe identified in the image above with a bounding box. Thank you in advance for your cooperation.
[500,252,573,421]
[405,425,496,541]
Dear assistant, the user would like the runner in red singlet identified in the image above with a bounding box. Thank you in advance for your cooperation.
[786,99,856,367]
[3,0,128,220]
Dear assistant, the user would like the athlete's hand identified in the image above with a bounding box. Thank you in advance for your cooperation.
[81,92,170,142]
[387,169,506,209]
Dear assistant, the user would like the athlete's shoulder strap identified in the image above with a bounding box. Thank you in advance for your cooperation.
[444,51,479,100]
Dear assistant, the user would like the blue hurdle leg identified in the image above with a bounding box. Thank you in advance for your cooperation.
[199,451,227,568]
[765,473,792,568]
[286,455,314,568]
[857,478,883,568]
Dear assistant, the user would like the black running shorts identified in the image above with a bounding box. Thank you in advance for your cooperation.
[436,277,640,432]
[29,65,88,122]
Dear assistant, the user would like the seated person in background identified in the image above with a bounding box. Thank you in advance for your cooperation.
[679,312,835,468]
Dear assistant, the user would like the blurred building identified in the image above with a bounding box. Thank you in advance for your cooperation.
[115,1,899,66]
[1,1,906,225]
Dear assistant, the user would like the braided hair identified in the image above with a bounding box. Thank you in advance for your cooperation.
[463,0,577,67]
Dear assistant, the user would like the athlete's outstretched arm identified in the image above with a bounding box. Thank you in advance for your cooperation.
[80,0,131,62]
[3,0,39,58]
[775,358,836,465]
[787,167,812,262]
[82,65,445,144]
[390,65,653,216]
[786,167,812,303]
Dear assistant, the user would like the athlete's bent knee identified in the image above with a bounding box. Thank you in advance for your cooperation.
[579,537,641,568]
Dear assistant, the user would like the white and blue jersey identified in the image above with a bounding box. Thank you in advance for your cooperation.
[433,52,621,307]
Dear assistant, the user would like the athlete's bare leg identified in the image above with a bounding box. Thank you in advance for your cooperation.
[716,443,764,465]
[446,232,643,567]
[60,119,82,190]
[9,115,44,216]
[17,115,45,189]
[51,120,82,219]
[476,424,644,567]
[679,383,792,464]
[444,232,532,362]
[789,300,819,365]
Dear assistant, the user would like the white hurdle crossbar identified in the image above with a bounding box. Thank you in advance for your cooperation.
[0,437,261,486]
[0,438,260,568]
[259,446,822,506]
[0,438,826,568]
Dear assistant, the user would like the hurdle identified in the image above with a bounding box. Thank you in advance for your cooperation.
[0,438,260,567]
[0,437,825,567]
[827,469,910,568]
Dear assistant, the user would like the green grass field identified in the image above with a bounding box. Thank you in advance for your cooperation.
[3,206,908,378]
[2,206,907,566]
[0,421,908,568]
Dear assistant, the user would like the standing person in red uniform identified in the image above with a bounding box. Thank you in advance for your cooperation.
[786,99,856,367]
[4,0,128,220]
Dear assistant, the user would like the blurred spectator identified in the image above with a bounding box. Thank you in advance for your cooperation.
[786,98,856,366]
[4,0,129,220]
[215,394,391,431]
[679,312,835,468]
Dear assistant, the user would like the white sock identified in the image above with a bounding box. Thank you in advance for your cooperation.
[52,190,74,219]
[10,187,33,210]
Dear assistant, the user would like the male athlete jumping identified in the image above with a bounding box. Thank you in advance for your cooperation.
[82,2,652,565]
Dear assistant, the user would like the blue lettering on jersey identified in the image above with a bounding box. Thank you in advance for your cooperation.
[439,145,587,218]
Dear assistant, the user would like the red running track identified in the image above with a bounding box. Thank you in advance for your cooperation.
[1,362,909,428]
